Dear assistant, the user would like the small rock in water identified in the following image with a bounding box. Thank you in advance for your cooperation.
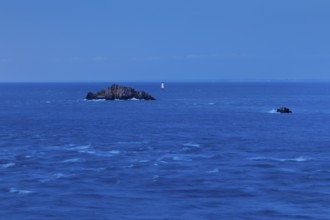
[277,107,292,113]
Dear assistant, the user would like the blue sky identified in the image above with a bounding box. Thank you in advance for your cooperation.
[0,0,330,82]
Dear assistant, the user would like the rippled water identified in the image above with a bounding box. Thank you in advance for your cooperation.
[1,82,330,219]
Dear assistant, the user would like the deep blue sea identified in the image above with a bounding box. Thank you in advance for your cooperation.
[1,82,330,219]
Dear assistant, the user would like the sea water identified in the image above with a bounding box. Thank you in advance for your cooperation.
[1,82,330,219]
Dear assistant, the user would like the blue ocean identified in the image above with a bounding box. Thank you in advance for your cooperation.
[1,82,330,219]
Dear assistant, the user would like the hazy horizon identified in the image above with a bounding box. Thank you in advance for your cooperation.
[2,79,330,83]
[1,0,330,82]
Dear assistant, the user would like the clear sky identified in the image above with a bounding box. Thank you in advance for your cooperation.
[0,0,329,82]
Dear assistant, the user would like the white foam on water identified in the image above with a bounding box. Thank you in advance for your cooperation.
[53,173,65,179]
[53,173,74,179]
[79,150,96,155]
[138,159,150,163]
[115,141,149,149]
[152,175,159,182]
[208,102,215,105]
[109,150,120,154]
[68,145,98,155]
[68,145,121,157]
[268,109,278,114]
[183,143,201,148]
[93,151,120,157]
[123,164,135,168]
[1,162,15,168]
[9,188,34,195]
[172,156,192,162]
[85,99,106,102]
[61,158,82,163]
[155,156,168,166]
[249,156,312,162]
[69,145,91,151]
[83,167,106,172]
[130,98,140,101]
[281,156,312,162]
[40,172,75,183]
[67,144,91,153]
[156,156,170,164]
[206,168,219,173]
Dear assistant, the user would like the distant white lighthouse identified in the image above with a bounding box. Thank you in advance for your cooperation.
[161,82,165,89]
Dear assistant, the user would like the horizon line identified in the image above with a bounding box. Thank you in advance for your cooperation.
[1,79,330,83]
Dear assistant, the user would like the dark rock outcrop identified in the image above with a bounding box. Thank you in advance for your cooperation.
[277,107,292,113]
[86,84,156,100]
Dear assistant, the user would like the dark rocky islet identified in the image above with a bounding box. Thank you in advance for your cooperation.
[277,107,292,113]
[86,84,156,100]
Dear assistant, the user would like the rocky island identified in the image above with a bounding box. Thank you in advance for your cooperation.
[86,84,156,100]
[277,107,292,113]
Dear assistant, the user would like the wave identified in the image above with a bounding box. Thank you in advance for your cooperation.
[61,158,82,163]
[208,102,215,105]
[138,159,150,163]
[95,151,122,157]
[67,144,98,156]
[206,168,219,173]
[68,144,91,150]
[85,150,121,157]
[249,156,312,162]
[68,145,122,157]
[83,167,106,172]
[9,188,34,195]
[183,143,201,148]
[52,172,74,179]
[1,162,15,168]
[115,140,149,145]
[67,145,92,154]
[109,150,120,154]
[157,153,193,162]
[172,156,193,162]
[114,98,141,101]
[40,172,75,183]
[85,99,106,102]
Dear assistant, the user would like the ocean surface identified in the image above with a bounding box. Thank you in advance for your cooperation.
[1,82,330,219]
